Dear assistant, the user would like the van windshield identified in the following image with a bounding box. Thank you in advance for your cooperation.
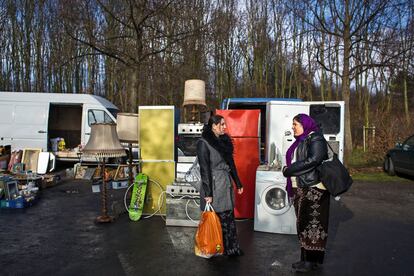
[88,109,115,125]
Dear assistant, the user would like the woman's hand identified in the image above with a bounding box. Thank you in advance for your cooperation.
[237,187,243,194]
[204,197,213,203]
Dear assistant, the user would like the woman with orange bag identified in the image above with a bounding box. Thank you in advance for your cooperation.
[197,114,244,257]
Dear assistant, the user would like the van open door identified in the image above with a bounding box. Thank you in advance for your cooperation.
[48,104,82,152]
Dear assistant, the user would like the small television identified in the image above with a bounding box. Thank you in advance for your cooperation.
[6,181,18,200]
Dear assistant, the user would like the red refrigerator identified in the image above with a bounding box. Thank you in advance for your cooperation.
[216,109,260,219]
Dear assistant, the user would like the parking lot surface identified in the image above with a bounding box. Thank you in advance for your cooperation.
[1,178,414,276]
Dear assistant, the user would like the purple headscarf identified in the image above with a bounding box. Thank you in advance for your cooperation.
[285,114,319,198]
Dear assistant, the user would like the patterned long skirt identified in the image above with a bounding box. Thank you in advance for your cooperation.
[216,210,242,256]
[293,187,330,264]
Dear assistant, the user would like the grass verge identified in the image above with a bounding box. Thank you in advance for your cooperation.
[349,149,413,182]
[349,148,383,168]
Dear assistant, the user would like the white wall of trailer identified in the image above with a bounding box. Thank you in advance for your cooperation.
[266,101,345,166]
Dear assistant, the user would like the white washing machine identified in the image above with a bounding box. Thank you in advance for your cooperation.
[254,166,297,234]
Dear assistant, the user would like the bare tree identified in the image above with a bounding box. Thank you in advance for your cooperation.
[298,0,403,162]
[60,0,211,112]
[398,5,413,124]
[209,0,241,102]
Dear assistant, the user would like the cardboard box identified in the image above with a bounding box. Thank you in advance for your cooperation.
[38,174,56,189]
[41,176,57,189]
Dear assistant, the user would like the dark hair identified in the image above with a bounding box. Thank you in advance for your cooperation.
[293,114,302,124]
[205,114,224,131]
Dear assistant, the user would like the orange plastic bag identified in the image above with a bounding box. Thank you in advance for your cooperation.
[194,203,224,258]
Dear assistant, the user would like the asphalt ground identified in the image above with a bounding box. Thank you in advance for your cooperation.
[1,177,414,276]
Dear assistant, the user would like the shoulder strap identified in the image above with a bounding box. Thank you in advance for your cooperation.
[326,141,334,152]
[325,140,338,157]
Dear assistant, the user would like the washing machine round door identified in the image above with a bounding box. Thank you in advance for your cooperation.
[261,185,291,215]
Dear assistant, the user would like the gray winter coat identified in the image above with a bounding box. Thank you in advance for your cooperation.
[197,138,235,213]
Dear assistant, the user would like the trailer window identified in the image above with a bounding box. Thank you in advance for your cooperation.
[88,110,115,126]
[309,105,340,134]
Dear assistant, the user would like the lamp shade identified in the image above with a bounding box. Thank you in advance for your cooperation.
[82,123,126,158]
[116,113,139,143]
[183,79,206,107]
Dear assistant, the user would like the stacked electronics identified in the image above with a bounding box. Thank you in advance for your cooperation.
[165,123,203,227]
[175,123,203,179]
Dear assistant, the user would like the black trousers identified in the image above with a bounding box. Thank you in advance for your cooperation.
[217,210,242,256]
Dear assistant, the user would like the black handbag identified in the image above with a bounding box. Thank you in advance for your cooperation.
[317,143,353,196]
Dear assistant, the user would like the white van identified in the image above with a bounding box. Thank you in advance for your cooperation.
[0,92,119,160]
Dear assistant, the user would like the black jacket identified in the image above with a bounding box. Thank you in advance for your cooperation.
[283,131,328,187]
[197,128,243,197]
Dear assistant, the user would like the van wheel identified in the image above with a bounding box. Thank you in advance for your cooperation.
[387,157,395,176]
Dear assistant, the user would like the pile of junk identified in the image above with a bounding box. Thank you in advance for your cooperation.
[0,145,66,209]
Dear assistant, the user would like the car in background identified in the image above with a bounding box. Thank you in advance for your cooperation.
[384,134,414,176]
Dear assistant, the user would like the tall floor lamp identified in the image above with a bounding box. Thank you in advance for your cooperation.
[116,113,139,187]
[82,123,126,223]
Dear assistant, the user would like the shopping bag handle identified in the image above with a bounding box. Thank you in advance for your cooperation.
[204,202,215,212]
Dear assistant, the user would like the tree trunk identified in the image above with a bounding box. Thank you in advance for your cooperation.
[319,8,325,101]
[403,77,410,123]
[342,1,353,164]
[364,68,369,128]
